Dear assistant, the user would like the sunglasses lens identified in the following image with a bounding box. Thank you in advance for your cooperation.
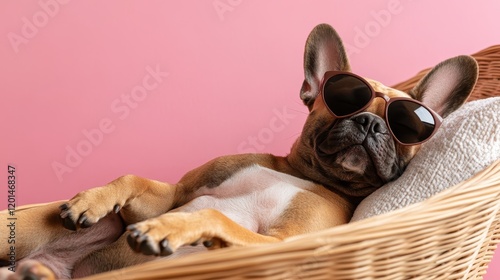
[323,74,372,116]
[387,100,436,144]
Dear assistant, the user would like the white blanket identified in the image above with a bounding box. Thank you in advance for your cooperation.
[352,97,500,222]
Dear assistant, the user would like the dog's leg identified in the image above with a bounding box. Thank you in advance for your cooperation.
[0,202,123,259]
[0,260,57,280]
[35,154,296,276]
[0,202,64,260]
[125,189,353,257]
[0,202,123,279]
[61,154,296,230]
[60,175,177,229]
[126,209,283,256]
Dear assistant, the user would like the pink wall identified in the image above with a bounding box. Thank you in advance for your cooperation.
[1,0,498,277]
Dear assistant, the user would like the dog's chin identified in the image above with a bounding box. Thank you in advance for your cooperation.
[332,145,371,175]
[315,138,387,189]
[317,145,378,180]
[316,144,364,171]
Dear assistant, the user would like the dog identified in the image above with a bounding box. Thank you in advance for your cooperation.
[0,23,477,279]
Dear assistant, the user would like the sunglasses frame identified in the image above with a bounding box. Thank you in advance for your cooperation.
[320,71,443,146]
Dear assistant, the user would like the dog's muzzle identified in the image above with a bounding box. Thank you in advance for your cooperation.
[315,112,399,184]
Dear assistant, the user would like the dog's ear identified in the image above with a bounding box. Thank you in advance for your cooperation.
[300,24,350,110]
[410,55,478,118]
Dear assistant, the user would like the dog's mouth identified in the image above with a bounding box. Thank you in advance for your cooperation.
[320,145,370,174]
[314,126,393,186]
[316,137,374,175]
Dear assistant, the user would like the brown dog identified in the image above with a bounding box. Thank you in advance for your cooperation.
[0,24,477,279]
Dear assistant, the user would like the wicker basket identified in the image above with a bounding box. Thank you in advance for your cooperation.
[78,45,500,280]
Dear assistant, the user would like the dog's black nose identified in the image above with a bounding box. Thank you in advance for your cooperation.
[353,113,386,134]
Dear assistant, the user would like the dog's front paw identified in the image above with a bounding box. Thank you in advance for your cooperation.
[125,210,222,256]
[59,186,124,231]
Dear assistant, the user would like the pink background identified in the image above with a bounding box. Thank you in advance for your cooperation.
[1,1,499,277]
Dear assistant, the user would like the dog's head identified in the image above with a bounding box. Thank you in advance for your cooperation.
[288,24,478,196]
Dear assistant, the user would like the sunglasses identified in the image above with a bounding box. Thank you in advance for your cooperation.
[320,71,442,145]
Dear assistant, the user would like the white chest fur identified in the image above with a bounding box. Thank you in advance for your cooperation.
[172,164,317,234]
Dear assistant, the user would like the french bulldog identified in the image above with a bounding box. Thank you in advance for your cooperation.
[0,23,477,279]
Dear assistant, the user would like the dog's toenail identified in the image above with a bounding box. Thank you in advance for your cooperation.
[141,238,161,256]
[59,203,69,210]
[160,239,168,248]
[126,224,136,231]
[78,215,87,225]
[137,234,148,243]
[160,239,173,256]
[129,230,141,238]
[81,219,93,228]
[127,234,140,252]
[62,216,77,231]
[203,240,213,248]
[59,210,69,219]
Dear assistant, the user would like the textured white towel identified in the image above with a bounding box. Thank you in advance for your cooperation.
[351,97,500,222]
